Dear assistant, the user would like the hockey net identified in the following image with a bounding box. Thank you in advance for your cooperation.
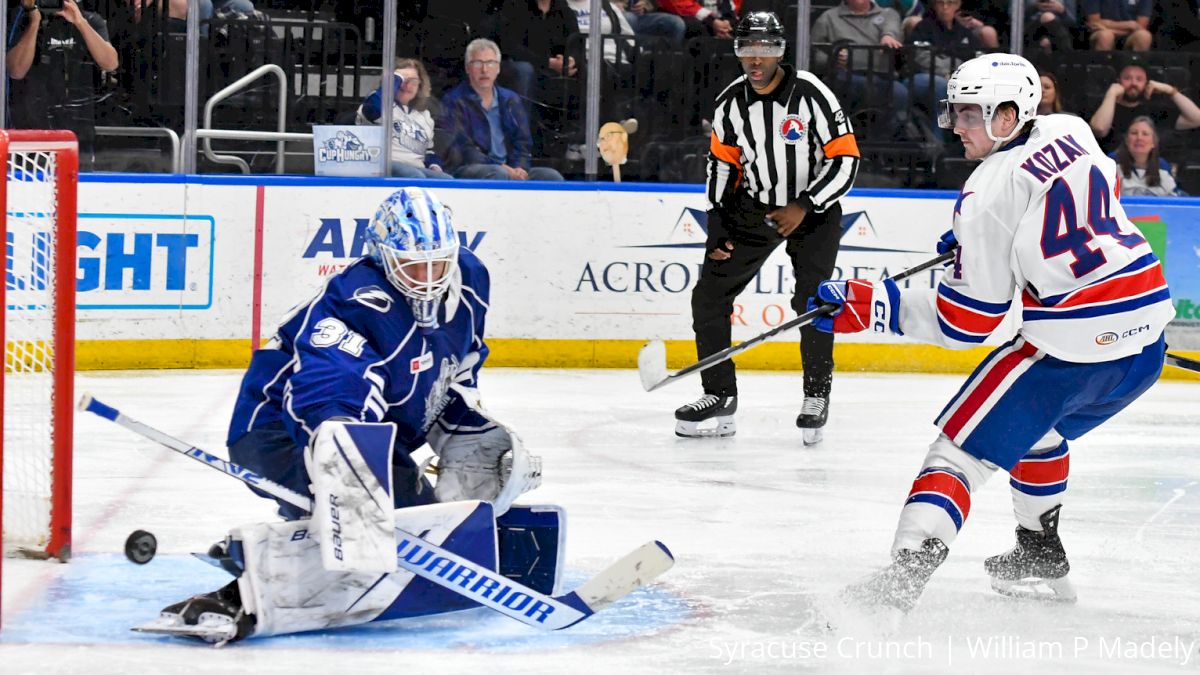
[0,130,77,569]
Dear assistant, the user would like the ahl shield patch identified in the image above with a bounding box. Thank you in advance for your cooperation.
[779,115,806,144]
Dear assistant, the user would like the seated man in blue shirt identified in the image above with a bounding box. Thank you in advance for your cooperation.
[1084,0,1152,50]
[440,38,566,181]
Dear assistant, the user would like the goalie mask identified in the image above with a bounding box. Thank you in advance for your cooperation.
[938,54,1041,150]
[366,187,459,328]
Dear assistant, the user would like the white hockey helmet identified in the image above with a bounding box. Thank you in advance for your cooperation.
[366,187,459,328]
[938,54,1041,145]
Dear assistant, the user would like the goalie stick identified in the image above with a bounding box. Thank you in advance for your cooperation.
[637,250,958,391]
[78,394,674,632]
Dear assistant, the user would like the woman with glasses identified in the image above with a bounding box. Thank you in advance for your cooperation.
[357,57,452,179]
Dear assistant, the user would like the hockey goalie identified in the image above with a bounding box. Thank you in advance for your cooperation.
[138,187,554,644]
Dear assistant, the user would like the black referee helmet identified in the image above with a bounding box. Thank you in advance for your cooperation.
[733,11,786,57]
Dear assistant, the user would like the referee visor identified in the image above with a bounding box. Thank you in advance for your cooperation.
[734,38,785,58]
[937,101,986,130]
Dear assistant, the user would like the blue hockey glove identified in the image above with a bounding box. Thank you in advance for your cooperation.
[936,229,958,255]
[807,278,902,335]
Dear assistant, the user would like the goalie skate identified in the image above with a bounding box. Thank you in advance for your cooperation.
[133,610,241,646]
[674,394,736,438]
[134,581,254,646]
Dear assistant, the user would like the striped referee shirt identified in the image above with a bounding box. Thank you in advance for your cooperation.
[707,65,860,213]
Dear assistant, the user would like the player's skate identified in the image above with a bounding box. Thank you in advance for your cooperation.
[985,505,1076,603]
[674,394,736,438]
[795,396,828,445]
[134,580,255,646]
[841,538,949,615]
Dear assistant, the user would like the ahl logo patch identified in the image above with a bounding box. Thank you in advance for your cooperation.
[779,115,806,144]
[410,352,434,374]
[351,286,393,313]
[1095,332,1119,346]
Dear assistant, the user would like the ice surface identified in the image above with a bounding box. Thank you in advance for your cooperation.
[1,368,1197,674]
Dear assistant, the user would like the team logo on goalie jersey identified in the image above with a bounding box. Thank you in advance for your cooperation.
[351,286,393,313]
[779,115,806,144]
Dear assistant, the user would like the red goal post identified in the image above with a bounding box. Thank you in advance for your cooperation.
[0,129,78,615]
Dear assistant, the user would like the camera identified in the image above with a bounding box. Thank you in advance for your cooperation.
[35,0,64,14]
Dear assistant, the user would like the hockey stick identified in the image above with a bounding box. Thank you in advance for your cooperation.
[78,394,674,631]
[637,249,958,391]
[1166,352,1200,373]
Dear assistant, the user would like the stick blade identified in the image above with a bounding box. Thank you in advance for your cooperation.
[637,340,669,391]
[572,540,675,612]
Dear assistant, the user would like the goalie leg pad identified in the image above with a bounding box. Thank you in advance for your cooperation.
[497,505,565,596]
[305,421,398,574]
[235,501,499,637]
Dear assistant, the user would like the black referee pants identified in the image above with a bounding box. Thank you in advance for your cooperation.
[690,201,842,399]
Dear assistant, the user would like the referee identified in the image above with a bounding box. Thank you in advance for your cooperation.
[673,11,860,443]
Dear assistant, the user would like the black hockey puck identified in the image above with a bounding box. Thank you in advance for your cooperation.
[125,530,157,565]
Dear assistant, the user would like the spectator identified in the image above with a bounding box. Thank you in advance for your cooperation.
[566,0,636,65]
[1089,63,1200,150]
[566,0,641,125]
[811,0,910,135]
[657,0,739,39]
[1037,70,1066,114]
[356,58,451,180]
[210,0,259,17]
[955,0,1001,49]
[877,0,925,38]
[1109,116,1187,195]
[7,0,118,170]
[492,0,580,115]
[616,0,686,44]
[909,0,982,139]
[1083,0,1152,50]
[1025,0,1077,53]
[439,38,566,180]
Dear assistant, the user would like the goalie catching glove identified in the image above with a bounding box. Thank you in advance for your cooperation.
[808,278,902,335]
[426,385,542,516]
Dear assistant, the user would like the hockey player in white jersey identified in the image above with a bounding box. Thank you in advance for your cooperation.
[808,54,1172,613]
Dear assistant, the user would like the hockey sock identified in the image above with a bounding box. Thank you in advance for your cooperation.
[892,435,997,554]
[1008,440,1069,531]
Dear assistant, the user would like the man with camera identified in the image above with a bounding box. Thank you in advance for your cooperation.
[7,0,118,169]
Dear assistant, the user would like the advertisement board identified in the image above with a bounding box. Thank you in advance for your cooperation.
[50,176,1200,374]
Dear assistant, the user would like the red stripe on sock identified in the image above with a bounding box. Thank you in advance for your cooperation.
[908,471,971,522]
[1011,453,1070,485]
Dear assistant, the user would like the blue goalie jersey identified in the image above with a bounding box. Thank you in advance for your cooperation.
[228,248,492,454]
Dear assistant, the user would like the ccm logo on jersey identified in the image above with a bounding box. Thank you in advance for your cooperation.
[872,300,889,333]
[410,352,434,374]
[1095,324,1152,345]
